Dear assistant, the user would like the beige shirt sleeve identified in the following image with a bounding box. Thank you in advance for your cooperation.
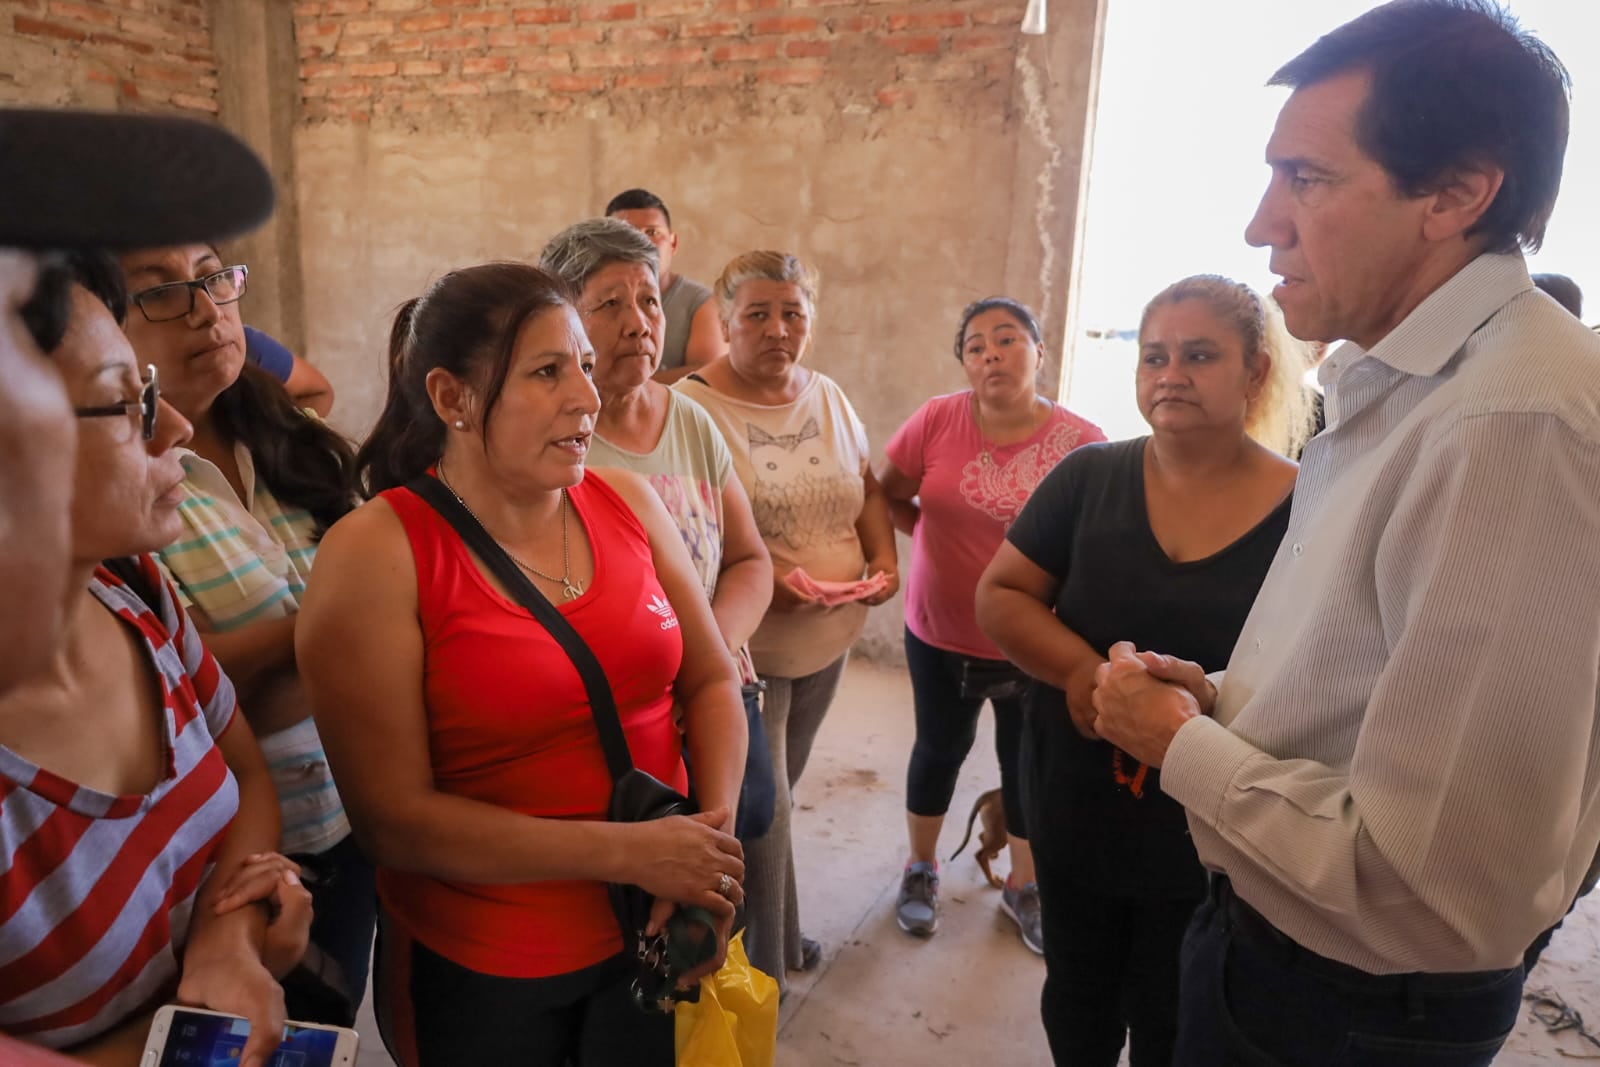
[1164,410,1600,972]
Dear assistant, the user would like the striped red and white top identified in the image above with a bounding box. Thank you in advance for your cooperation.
[0,556,240,1049]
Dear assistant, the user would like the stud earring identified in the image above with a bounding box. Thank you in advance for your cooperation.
[454,420,466,429]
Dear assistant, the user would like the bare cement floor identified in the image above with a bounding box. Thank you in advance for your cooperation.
[355,658,1600,1065]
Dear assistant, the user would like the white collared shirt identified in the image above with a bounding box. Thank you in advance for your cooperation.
[1163,253,1600,974]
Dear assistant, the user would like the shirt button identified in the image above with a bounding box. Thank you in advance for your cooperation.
[1292,542,1304,556]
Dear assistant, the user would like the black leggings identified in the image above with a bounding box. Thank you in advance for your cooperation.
[903,627,1027,836]
[1037,876,1200,1067]
[373,911,673,1067]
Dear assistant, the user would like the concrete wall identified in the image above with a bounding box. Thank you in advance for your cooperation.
[0,1,305,342]
[210,0,307,352]
[289,0,1105,660]
[0,0,218,111]
[0,0,1105,662]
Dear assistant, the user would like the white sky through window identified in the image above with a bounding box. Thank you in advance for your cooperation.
[1067,0,1599,440]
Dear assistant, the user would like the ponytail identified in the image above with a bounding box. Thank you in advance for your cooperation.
[1251,296,1317,459]
[354,263,575,496]
[355,298,442,495]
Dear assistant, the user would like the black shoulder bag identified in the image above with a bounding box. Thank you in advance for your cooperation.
[957,658,1031,702]
[406,477,717,1011]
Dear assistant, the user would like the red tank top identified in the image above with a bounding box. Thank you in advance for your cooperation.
[377,472,686,978]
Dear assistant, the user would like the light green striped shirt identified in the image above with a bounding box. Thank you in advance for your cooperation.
[158,443,348,855]
[161,446,316,629]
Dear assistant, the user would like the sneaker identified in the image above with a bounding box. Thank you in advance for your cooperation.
[798,935,823,972]
[1001,881,1044,955]
[896,861,940,936]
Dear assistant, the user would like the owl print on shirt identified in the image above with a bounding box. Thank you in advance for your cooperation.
[744,417,863,552]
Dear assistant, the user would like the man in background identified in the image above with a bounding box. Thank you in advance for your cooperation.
[1533,271,1583,319]
[606,187,727,382]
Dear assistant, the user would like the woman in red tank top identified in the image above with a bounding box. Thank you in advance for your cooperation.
[296,264,749,1067]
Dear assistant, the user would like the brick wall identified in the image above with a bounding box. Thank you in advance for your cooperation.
[292,0,1027,125]
[0,0,218,113]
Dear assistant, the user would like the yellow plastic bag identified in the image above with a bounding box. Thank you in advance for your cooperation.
[675,931,778,1067]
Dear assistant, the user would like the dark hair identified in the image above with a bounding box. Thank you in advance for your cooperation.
[953,297,1042,360]
[212,364,357,537]
[109,244,355,536]
[1270,0,1570,254]
[604,188,672,229]
[1532,273,1583,318]
[63,250,128,325]
[357,262,575,496]
[21,249,126,352]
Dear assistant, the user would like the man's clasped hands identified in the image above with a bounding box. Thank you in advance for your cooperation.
[1075,643,1222,770]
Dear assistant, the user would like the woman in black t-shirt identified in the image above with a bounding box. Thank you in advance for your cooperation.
[976,275,1307,1067]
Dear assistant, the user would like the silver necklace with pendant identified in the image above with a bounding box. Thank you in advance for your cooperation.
[436,465,584,601]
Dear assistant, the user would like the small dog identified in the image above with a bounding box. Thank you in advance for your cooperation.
[949,788,1007,889]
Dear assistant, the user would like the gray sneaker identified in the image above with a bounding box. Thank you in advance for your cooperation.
[896,862,940,936]
[1001,881,1044,955]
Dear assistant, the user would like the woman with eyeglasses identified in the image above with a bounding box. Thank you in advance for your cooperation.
[117,244,373,1025]
[0,251,312,1066]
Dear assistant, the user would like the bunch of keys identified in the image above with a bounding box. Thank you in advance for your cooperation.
[630,906,719,1013]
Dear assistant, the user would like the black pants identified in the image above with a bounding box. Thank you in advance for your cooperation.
[1523,910,1565,974]
[903,627,1027,836]
[286,833,377,1025]
[1036,871,1200,1067]
[373,911,673,1066]
[1176,878,1522,1067]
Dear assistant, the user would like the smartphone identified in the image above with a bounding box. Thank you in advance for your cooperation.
[141,1005,358,1067]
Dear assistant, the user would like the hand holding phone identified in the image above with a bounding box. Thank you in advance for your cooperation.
[141,1005,357,1067]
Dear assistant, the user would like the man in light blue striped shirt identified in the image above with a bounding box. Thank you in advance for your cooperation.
[1090,2,1600,1064]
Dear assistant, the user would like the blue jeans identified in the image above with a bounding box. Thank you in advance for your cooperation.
[1176,879,1523,1067]
[734,684,775,843]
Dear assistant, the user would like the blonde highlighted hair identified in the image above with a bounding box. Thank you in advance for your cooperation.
[712,250,820,321]
[1139,274,1316,458]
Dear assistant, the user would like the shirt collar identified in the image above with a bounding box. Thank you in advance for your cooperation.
[1325,253,1533,383]
[178,441,258,507]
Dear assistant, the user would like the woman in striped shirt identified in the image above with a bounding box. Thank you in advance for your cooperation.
[0,252,309,1065]
[117,243,372,1025]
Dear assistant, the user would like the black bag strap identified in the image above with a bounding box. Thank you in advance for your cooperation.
[406,476,637,782]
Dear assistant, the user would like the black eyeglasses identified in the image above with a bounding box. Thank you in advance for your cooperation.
[76,364,160,441]
[129,265,248,323]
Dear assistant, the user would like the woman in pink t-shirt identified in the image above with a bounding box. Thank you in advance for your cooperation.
[879,297,1104,954]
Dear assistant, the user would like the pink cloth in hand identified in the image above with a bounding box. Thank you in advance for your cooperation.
[784,568,889,606]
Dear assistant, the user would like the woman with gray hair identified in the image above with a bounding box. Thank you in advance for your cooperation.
[678,250,898,993]
[538,220,776,847]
